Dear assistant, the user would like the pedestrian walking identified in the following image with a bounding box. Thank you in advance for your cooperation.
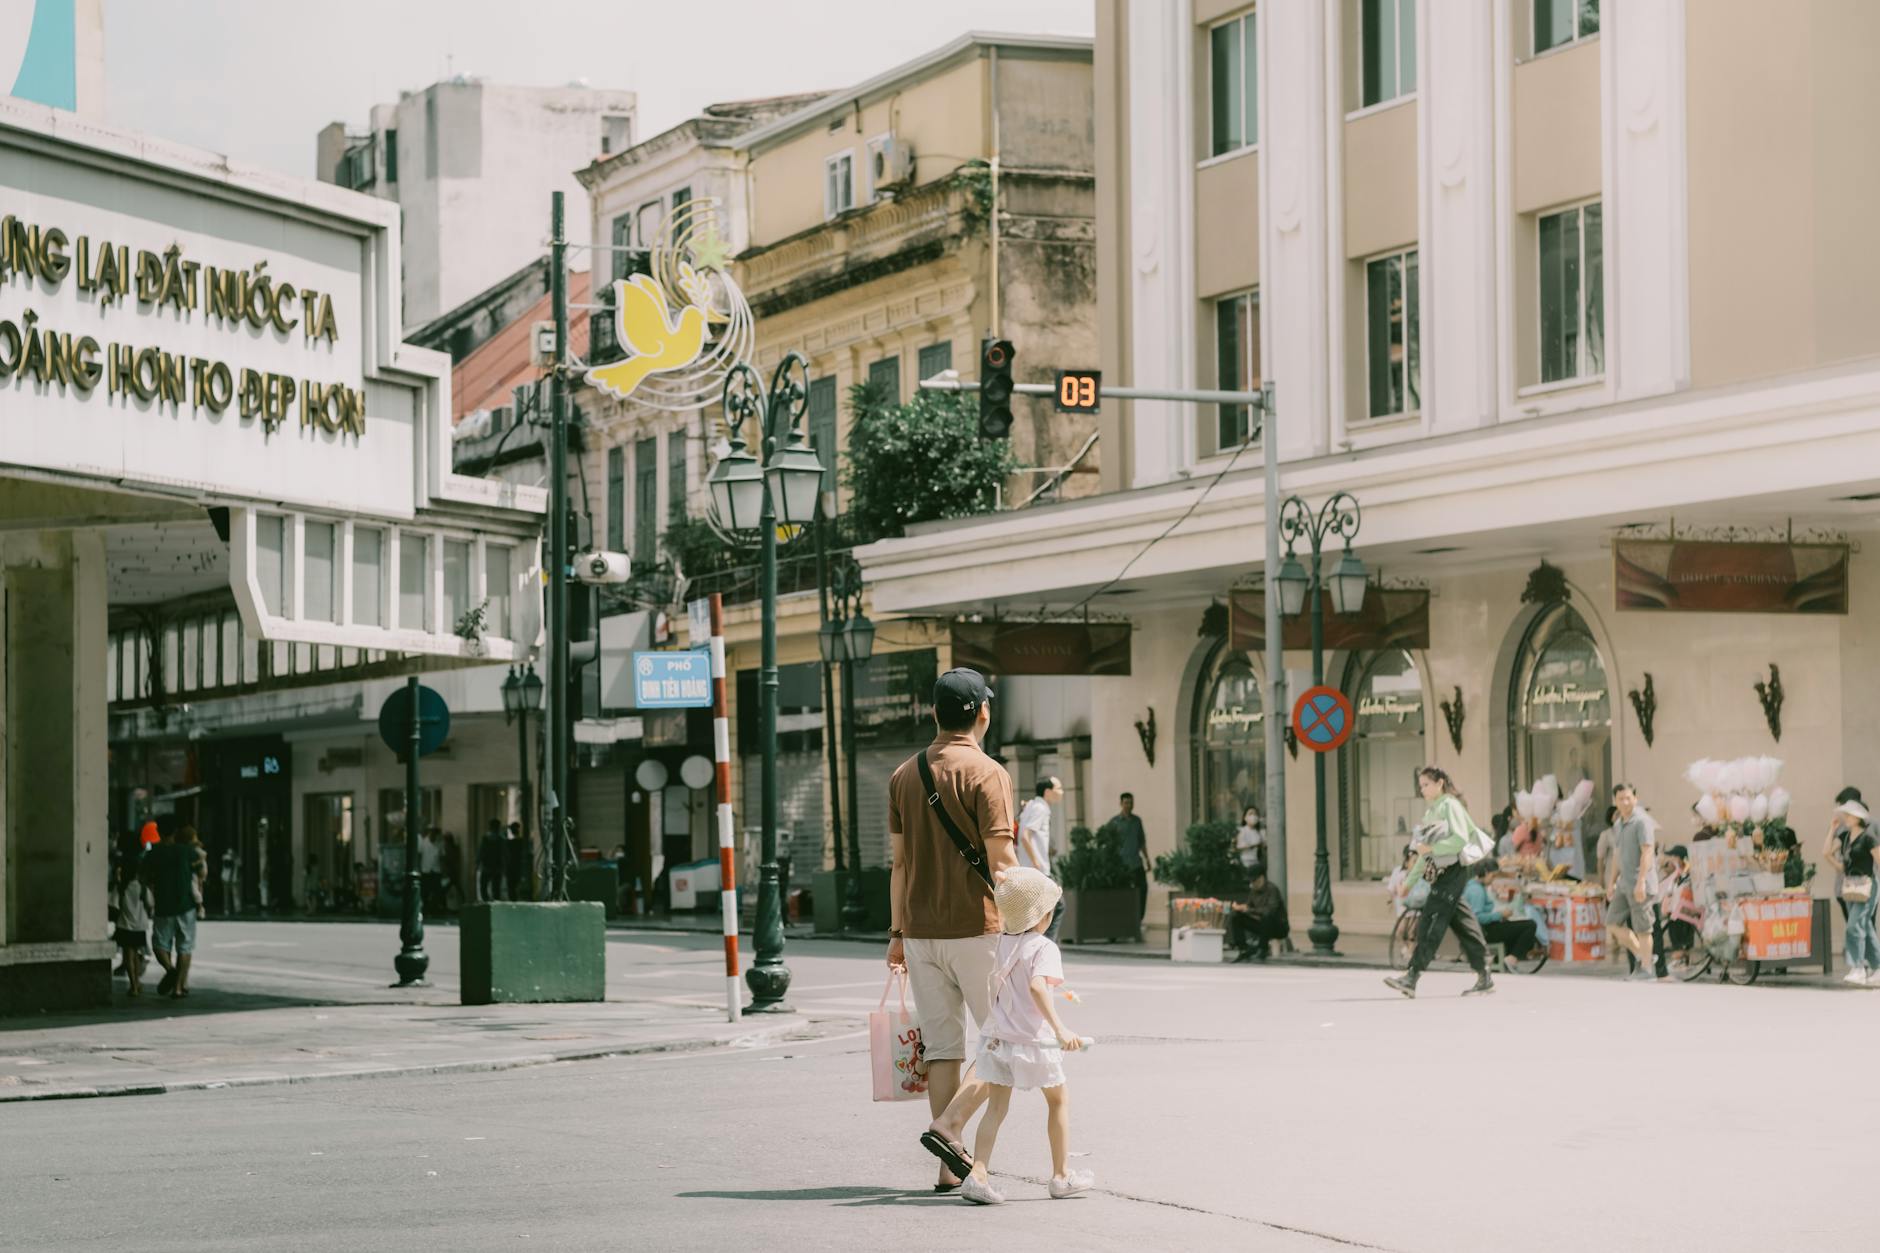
[1104,793,1150,926]
[419,828,444,912]
[478,819,507,902]
[885,667,1017,1193]
[1822,786,1866,920]
[145,826,200,998]
[1017,777,1064,938]
[111,863,154,998]
[1604,784,1658,980]
[1234,804,1266,870]
[920,866,1091,1205]
[1826,799,1879,984]
[1385,767,1496,999]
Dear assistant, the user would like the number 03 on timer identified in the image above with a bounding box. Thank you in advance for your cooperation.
[1054,369,1101,414]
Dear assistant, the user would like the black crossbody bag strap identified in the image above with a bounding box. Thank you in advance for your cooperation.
[914,750,995,890]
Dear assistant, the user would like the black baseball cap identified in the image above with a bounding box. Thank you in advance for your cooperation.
[933,667,993,718]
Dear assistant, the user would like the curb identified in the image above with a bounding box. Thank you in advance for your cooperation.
[0,1022,801,1105]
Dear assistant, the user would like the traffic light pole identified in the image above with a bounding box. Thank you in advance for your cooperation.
[920,374,1287,902]
[545,191,571,901]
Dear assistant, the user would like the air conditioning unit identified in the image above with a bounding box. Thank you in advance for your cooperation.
[867,134,915,197]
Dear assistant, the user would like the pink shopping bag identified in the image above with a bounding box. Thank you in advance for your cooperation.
[869,970,928,1102]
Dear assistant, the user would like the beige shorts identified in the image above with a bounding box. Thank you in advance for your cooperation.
[903,934,999,1063]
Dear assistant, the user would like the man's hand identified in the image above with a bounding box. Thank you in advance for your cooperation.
[886,936,905,971]
[1633,882,1648,904]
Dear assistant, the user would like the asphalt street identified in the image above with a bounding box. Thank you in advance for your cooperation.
[2,922,1874,1252]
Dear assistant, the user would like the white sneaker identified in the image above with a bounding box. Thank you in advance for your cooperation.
[1844,966,1868,985]
[1867,969,1880,987]
[1049,1169,1095,1198]
[959,1175,1004,1205]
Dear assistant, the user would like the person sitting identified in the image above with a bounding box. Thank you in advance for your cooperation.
[1462,859,1539,967]
[1227,863,1288,963]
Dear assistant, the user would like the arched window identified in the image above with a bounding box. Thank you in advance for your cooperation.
[1339,649,1426,880]
[1509,604,1612,871]
[1193,649,1264,828]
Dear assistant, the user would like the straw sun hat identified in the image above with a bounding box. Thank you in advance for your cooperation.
[994,866,1062,935]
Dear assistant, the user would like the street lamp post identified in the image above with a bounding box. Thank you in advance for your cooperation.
[501,665,544,897]
[826,554,873,930]
[1276,491,1369,956]
[707,354,823,1012]
[814,507,850,895]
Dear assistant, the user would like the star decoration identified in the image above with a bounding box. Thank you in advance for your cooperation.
[688,226,731,272]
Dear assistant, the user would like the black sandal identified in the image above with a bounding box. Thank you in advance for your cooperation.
[919,1130,974,1180]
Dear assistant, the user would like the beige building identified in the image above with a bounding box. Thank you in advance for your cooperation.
[861,0,1880,948]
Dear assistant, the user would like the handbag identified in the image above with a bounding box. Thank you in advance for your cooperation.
[914,751,995,890]
[868,970,927,1102]
[1843,876,1874,903]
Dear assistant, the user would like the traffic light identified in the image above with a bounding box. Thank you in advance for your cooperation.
[979,336,1014,439]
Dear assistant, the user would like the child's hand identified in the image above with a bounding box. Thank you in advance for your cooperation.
[1058,1033,1082,1052]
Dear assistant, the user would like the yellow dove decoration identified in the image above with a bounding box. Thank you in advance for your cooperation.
[585,264,728,401]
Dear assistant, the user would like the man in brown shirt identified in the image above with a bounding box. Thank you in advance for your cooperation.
[887,667,1016,1191]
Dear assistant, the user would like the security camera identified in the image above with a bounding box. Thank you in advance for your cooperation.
[573,549,630,585]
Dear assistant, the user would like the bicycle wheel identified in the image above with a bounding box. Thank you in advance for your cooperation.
[1390,911,1419,970]
[1508,944,1548,975]
[1669,948,1711,983]
[1724,956,1759,986]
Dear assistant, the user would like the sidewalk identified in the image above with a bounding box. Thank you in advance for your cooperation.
[0,991,841,1104]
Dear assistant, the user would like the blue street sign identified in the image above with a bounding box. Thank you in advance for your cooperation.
[634,650,713,709]
[377,684,451,757]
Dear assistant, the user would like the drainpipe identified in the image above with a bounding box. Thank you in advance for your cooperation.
[989,45,1001,337]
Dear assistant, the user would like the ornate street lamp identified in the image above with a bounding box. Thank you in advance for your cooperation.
[1277,491,1367,955]
[707,354,822,1011]
[828,554,872,930]
[502,664,543,898]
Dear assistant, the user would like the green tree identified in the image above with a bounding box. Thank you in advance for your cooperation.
[842,381,1017,542]
[1150,821,1246,897]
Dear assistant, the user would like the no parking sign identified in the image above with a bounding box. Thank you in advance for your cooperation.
[1290,686,1354,753]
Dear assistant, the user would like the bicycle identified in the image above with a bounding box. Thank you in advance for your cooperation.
[1389,906,1549,975]
[1666,890,1759,985]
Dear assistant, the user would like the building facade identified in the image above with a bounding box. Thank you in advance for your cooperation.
[859,0,1880,945]
[316,79,637,327]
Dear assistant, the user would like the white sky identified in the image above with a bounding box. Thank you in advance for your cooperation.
[102,0,1094,180]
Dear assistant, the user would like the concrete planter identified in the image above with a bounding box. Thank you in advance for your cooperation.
[1059,888,1140,944]
[460,902,605,1005]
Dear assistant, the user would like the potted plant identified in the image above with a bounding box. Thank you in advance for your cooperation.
[1054,825,1139,944]
[1153,821,1249,941]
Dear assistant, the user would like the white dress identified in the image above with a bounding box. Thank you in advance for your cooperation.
[975,932,1069,1090]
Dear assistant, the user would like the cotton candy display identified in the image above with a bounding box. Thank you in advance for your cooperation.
[1769,787,1792,819]
[1532,776,1559,821]
[1684,755,1790,837]
[1749,795,1769,823]
[1554,779,1596,826]
[1696,794,1721,826]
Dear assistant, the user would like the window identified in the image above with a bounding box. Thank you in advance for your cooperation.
[1339,650,1425,880]
[1212,289,1261,450]
[666,428,688,525]
[606,446,625,552]
[808,376,838,496]
[443,540,470,631]
[917,341,953,384]
[1365,248,1419,419]
[1360,0,1417,108]
[634,437,658,566]
[825,151,855,218]
[1535,0,1599,55]
[1209,10,1258,156]
[255,514,286,616]
[398,532,429,633]
[1538,202,1603,384]
[353,527,384,627]
[610,214,635,282]
[602,114,633,155]
[383,130,398,183]
[1195,651,1264,826]
[867,355,901,405]
[671,185,691,218]
[1509,604,1611,876]
[304,521,337,623]
[484,545,512,638]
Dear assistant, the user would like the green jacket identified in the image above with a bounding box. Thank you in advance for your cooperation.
[1406,794,1476,884]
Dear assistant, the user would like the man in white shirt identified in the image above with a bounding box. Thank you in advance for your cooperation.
[1018,777,1064,937]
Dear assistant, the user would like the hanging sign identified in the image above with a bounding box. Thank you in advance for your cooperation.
[1290,686,1354,753]
[1614,540,1848,614]
[949,621,1131,676]
[1230,588,1431,652]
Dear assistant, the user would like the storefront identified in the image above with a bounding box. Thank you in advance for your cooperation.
[1339,649,1427,882]
[0,99,544,1011]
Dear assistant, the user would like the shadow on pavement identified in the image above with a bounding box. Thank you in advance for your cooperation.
[0,985,346,1032]
[679,1185,954,1207]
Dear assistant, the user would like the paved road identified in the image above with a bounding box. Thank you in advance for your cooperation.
[2,922,1872,1251]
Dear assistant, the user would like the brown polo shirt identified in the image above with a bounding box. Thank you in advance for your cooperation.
[888,732,1014,940]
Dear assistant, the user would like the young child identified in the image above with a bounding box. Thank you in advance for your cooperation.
[920,866,1092,1205]
[113,862,154,997]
